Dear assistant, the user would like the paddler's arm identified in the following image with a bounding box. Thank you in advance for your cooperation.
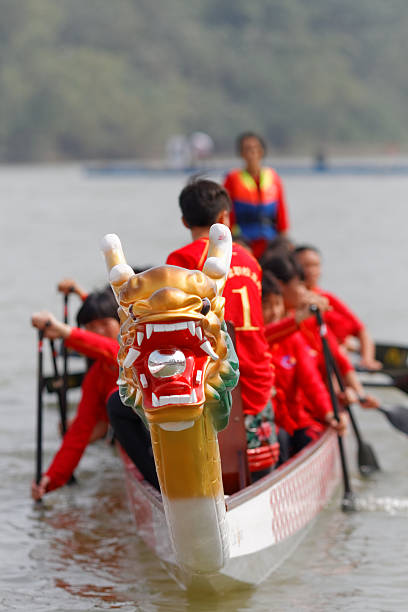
[57,278,88,301]
[264,315,298,344]
[264,291,330,344]
[31,364,114,499]
[66,328,119,363]
[31,311,118,363]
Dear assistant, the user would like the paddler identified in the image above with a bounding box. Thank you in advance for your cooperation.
[294,244,382,370]
[30,288,120,500]
[262,252,380,410]
[224,132,290,259]
[262,271,347,455]
[166,178,280,480]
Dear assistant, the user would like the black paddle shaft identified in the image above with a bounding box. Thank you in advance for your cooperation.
[330,353,380,475]
[49,339,68,435]
[36,329,45,484]
[60,292,71,434]
[310,305,355,509]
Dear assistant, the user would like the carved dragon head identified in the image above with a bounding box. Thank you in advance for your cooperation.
[101,225,239,434]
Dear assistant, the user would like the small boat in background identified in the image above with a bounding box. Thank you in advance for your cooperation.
[357,342,408,393]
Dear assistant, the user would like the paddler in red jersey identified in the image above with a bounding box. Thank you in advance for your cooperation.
[294,245,381,370]
[224,132,290,260]
[166,178,279,480]
[262,271,347,456]
[262,252,380,410]
[30,288,120,500]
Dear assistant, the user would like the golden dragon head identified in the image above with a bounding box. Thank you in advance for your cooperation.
[101,225,239,433]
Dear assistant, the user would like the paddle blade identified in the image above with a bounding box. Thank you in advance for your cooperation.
[341,490,357,513]
[358,441,380,476]
[379,405,408,435]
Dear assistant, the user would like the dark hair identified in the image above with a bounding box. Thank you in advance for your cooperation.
[294,244,321,256]
[236,131,267,156]
[76,287,119,326]
[262,271,282,299]
[261,253,304,284]
[179,178,231,228]
[259,235,295,267]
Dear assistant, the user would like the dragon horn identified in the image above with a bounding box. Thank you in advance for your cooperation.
[202,223,232,295]
[100,234,134,301]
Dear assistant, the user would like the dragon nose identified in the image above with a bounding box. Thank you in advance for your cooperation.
[148,349,186,378]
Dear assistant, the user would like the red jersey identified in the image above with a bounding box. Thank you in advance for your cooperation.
[167,238,273,415]
[268,331,332,433]
[46,328,119,492]
[314,287,364,344]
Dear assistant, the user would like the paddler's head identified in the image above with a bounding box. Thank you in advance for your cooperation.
[293,245,322,290]
[261,253,306,311]
[236,132,266,172]
[179,178,231,240]
[77,287,120,339]
[262,271,285,324]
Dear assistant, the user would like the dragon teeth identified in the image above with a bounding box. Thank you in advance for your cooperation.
[195,370,202,384]
[187,321,195,336]
[123,347,140,368]
[140,373,148,388]
[144,321,197,335]
[196,327,203,341]
[137,331,144,345]
[150,390,198,408]
[200,340,218,361]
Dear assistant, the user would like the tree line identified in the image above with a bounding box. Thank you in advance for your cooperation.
[0,0,407,161]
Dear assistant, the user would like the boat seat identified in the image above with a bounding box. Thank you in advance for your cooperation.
[218,322,251,495]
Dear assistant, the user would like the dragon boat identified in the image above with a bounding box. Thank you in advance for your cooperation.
[100,227,342,591]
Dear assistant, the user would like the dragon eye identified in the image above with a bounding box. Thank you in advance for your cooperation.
[201,298,211,316]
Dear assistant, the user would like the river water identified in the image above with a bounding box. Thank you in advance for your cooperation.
[1,165,408,611]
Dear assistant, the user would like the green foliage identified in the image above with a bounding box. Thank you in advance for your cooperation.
[0,0,408,161]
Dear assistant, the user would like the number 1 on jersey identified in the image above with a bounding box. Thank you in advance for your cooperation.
[232,286,259,331]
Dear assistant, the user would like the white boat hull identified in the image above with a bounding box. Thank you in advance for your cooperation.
[120,428,341,590]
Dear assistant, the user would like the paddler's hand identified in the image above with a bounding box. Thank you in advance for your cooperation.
[337,386,358,406]
[295,292,330,324]
[31,475,50,501]
[358,357,382,371]
[31,311,71,339]
[325,411,348,436]
[57,278,87,300]
[358,394,380,410]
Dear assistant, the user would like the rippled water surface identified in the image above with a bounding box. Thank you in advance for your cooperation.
[1,165,408,611]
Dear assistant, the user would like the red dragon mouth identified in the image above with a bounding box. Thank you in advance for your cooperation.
[123,318,218,425]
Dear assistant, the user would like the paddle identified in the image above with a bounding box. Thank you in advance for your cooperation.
[60,291,73,436]
[49,339,68,435]
[309,305,355,511]
[378,405,408,435]
[358,399,408,436]
[35,329,45,488]
[329,358,380,476]
[43,370,85,394]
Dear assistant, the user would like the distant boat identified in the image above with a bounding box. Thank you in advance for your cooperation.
[84,158,408,177]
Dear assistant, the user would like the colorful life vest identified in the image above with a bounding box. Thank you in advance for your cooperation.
[224,167,287,243]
